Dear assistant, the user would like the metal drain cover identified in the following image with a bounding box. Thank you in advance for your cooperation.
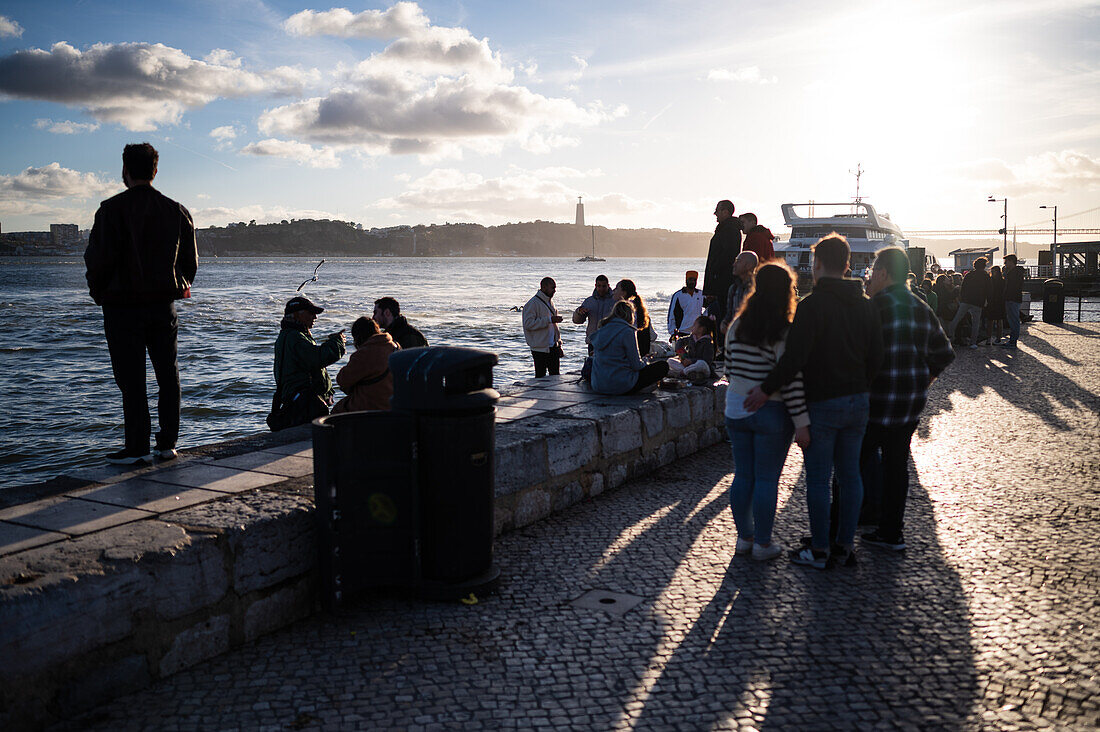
[569,589,644,616]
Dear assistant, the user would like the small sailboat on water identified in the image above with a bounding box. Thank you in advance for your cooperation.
[577,225,606,262]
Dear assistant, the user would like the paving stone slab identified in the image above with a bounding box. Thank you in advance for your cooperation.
[202,451,314,477]
[0,496,155,536]
[144,464,285,493]
[65,479,226,515]
[64,455,198,485]
[262,440,313,458]
[0,521,67,556]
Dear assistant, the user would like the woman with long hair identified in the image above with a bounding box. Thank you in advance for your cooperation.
[984,265,1005,344]
[590,300,669,395]
[723,262,810,561]
[613,279,653,356]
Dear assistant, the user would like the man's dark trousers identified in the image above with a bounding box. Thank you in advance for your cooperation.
[861,421,919,540]
[532,350,560,378]
[103,302,180,453]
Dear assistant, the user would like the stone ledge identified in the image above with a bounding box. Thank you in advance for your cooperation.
[0,378,726,731]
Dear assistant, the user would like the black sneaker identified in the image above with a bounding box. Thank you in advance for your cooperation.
[106,448,152,465]
[829,545,857,567]
[789,546,828,569]
[154,446,178,461]
[861,531,907,551]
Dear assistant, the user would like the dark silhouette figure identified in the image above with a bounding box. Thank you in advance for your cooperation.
[703,199,742,323]
[84,142,197,464]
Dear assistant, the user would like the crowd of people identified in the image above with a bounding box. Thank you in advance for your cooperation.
[919,255,1026,350]
[82,147,985,572]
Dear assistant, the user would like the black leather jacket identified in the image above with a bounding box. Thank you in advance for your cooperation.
[84,184,197,305]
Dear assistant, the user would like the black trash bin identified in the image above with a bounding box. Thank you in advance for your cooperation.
[390,347,499,592]
[1042,278,1065,324]
[312,346,499,609]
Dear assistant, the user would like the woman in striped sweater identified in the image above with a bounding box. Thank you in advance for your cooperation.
[724,262,811,561]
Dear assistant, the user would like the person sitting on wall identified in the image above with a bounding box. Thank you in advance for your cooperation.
[667,315,717,382]
[271,296,346,429]
[590,300,670,395]
[332,317,399,414]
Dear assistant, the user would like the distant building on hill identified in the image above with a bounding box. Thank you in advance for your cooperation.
[50,224,80,247]
[575,197,585,227]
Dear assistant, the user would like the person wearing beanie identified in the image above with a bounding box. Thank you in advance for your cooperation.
[667,269,705,339]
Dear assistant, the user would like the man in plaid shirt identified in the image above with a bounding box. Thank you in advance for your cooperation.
[861,247,955,550]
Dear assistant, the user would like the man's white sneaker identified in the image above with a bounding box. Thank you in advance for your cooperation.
[752,543,783,561]
[154,448,178,461]
[735,537,754,556]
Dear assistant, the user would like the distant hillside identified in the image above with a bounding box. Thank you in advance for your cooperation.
[197,219,712,258]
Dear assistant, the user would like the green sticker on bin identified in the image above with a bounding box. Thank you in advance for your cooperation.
[368,493,398,525]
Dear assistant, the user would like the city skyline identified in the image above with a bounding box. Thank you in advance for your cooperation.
[0,1,1098,234]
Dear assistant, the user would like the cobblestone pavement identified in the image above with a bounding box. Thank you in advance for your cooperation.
[59,323,1099,731]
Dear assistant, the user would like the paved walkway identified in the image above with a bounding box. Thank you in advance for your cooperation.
[58,323,1099,731]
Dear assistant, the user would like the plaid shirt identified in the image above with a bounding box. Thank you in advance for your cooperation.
[870,284,955,427]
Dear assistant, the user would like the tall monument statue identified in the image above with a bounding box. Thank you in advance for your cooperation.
[575,196,585,228]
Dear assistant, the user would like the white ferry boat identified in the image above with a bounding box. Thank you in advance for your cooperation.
[775,202,908,279]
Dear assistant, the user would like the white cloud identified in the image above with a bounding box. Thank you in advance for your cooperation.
[262,3,618,159]
[707,66,777,84]
[0,42,309,131]
[33,118,100,134]
[0,163,118,201]
[0,15,23,39]
[192,204,345,227]
[375,167,653,224]
[957,150,1100,196]
[209,125,238,141]
[239,138,340,168]
[283,3,430,39]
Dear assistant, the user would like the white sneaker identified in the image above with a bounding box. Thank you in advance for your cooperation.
[154,447,178,461]
[752,543,783,561]
[735,537,754,556]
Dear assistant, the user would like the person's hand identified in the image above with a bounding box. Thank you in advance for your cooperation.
[551,315,564,323]
[333,329,346,345]
[742,386,768,412]
[576,306,588,316]
[794,425,810,450]
[682,357,694,367]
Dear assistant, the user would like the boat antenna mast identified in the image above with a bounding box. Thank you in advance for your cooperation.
[850,162,865,205]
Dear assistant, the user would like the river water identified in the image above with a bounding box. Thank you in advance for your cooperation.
[0,256,702,489]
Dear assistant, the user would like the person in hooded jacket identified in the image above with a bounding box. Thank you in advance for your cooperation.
[739,212,775,262]
[744,234,884,570]
[273,296,346,428]
[332,317,398,414]
[590,300,669,395]
[572,274,615,355]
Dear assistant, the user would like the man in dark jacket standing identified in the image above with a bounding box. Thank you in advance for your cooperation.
[947,256,991,349]
[85,143,197,464]
[744,235,884,569]
[373,297,428,350]
[999,254,1025,349]
[703,200,741,324]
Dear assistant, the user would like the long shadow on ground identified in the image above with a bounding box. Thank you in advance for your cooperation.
[628,464,979,729]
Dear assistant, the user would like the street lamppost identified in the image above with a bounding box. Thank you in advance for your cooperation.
[1040,204,1058,276]
[988,196,1007,258]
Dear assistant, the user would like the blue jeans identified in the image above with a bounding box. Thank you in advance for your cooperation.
[803,394,869,550]
[726,402,795,547]
[1005,300,1021,345]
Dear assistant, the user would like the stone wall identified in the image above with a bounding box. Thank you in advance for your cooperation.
[0,383,726,730]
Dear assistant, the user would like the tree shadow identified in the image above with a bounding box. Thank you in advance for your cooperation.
[627,462,979,729]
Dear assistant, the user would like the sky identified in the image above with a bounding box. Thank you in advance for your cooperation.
[0,0,1098,235]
